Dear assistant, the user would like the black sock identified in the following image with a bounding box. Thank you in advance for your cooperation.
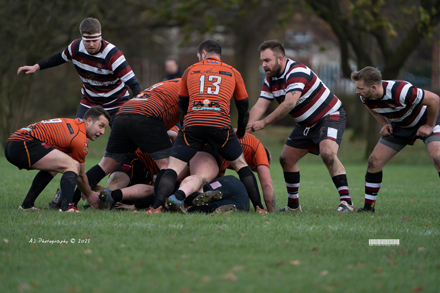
[60,171,79,211]
[332,174,352,205]
[185,191,202,205]
[72,164,106,205]
[174,190,186,201]
[111,189,123,203]
[134,194,156,209]
[365,171,382,210]
[21,171,54,209]
[237,166,263,210]
[153,169,177,208]
[154,169,166,195]
[284,171,300,209]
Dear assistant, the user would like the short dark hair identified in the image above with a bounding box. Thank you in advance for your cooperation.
[197,39,222,56]
[258,40,285,57]
[79,17,101,35]
[350,66,382,87]
[83,106,110,123]
[264,147,272,165]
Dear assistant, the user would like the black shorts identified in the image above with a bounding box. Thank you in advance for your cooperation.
[171,126,243,163]
[380,113,440,151]
[203,175,249,211]
[286,107,346,155]
[4,140,55,170]
[106,114,172,160]
[111,153,153,186]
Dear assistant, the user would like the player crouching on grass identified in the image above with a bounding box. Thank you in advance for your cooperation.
[4,106,110,212]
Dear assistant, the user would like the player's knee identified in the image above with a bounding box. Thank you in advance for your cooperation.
[431,156,440,170]
[367,154,379,170]
[279,154,287,169]
[67,160,80,174]
[321,150,335,167]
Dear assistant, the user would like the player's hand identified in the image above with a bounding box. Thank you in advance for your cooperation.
[17,64,39,75]
[256,206,268,214]
[114,202,135,210]
[380,124,393,136]
[246,121,265,133]
[416,124,434,138]
[86,192,100,209]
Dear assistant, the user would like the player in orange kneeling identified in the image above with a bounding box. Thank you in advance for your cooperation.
[4,106,110,212]
[219,132,275,212]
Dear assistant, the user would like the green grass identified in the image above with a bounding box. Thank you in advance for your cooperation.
[1,128,439,292]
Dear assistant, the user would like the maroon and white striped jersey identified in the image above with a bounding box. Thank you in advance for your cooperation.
[260,58,341,127]
[360,80,425,128]
[62,39,136,110]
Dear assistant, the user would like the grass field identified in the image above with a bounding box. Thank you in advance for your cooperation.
[1,128,439,292]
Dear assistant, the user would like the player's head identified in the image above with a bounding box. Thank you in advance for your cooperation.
[165,58,180,75]
[197,39,222,61]
[259,40,286,78]
[83,106,110,141]
[80,18,102,54]
[350,66,382,99]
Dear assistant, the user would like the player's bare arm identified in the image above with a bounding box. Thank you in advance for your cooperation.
[259,91,300,130]
[366,105,393,136]
[17,64,40,75]
[247,98,272,133]
[257,165,275,212]
[76,163,99,208]
[417,90,440,137]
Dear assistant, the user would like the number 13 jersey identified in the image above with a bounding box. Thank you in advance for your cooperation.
[179,56,248,128]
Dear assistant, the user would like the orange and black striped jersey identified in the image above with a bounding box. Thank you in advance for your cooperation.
[220,133,269,173]
[179,56,248,128]
[8,118,88,163]
[135,148,160,183]
[117,79,180,131]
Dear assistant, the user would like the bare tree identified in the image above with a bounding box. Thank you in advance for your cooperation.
[0,0,89,146]
[307,0,440,156]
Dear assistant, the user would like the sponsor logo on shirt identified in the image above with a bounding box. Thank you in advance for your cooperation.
[191,99,221,111]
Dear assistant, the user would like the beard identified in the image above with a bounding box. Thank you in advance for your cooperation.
[361,89,375,100]
[266,61,283,78]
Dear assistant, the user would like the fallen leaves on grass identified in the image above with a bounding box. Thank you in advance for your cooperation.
[18,283,32,291]
[84,249,93,254]
[373,268,382,274]
[412,286,424,292]
[320,270,329,276]
[201,276,211,282]
[3,239,8,243]
[417,247,426,252]
[232,265,245,271]
[277,260,284,266]
[401,216,408,222]
[222,271,237,282]
[290,260,301,266]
